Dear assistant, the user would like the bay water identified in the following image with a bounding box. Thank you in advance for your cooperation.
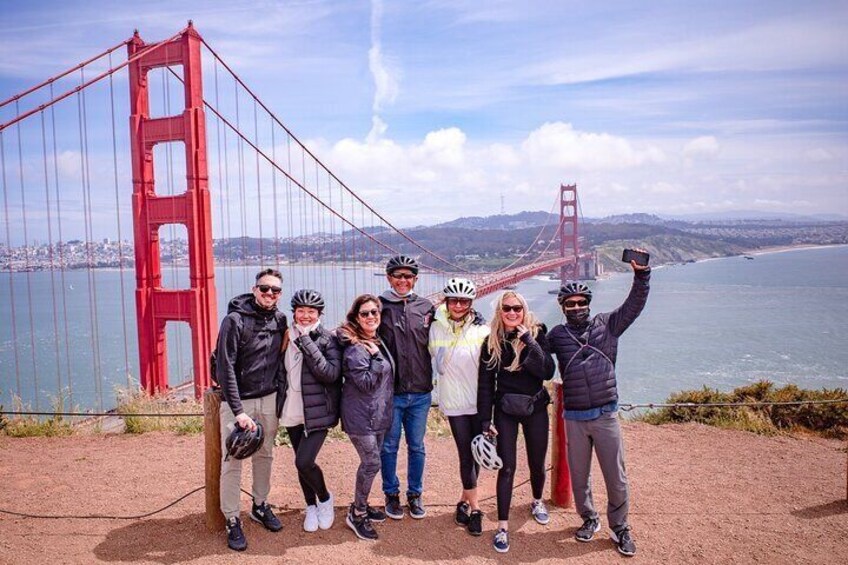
[1,245,846,412]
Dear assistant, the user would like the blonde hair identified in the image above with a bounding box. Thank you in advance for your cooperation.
[485,291,541,372]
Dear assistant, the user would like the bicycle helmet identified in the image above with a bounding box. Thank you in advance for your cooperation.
[443,277,477,300]
[557,281,592,305]
[471,432,503,471]
[385,255,419,275]
[290,288,325,311]
[224,422,265,461]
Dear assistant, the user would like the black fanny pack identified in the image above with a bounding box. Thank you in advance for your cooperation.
[499,388,549,417]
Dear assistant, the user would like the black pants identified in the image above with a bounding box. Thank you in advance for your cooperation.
[448,414,482,491]
[286,425,330,506]
[494,406,549,521]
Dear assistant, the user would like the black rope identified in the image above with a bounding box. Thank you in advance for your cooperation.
[0,486,205,520]
[619,398,848,412]
[1,411,203,417]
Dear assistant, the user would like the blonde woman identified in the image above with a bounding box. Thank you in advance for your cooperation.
[428,278,490,536]
[477,290,555,553]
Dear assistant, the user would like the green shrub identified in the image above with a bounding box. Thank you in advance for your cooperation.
[115,387,203,435]
[1,394,75,437]
[637,381,847,439]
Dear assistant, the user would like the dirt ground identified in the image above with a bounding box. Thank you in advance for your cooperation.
[0,421,846,564]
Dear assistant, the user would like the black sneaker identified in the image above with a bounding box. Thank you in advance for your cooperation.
[250,501,283,532]
[346,505,378,541]
[367,505,387,523]
[455,501,471,526]
[493,528,510,553]
[467,509,483,536]
[225,516,247,551]
[385,493,404,520]
[575,517,601,542]
[407,493,426,519]
[611,526,637,556]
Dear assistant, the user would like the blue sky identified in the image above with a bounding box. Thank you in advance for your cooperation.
[1,0,847,228]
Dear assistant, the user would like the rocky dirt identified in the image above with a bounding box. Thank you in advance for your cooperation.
[1,421,846,564]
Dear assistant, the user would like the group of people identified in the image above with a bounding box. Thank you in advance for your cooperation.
[215,253,651,557]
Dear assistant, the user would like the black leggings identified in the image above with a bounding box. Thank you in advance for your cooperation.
[448,414,482,490]
[286,425,330,506]
[493,406,549,521]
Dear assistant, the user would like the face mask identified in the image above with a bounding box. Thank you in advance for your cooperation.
[565,307,590,325]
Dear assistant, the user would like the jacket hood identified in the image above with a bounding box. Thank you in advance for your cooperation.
[380,289,418,303]
[227,293,277,318]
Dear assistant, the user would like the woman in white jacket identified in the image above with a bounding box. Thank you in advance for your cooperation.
[429,277,490,536]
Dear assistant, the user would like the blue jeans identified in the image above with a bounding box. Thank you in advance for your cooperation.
[381,392,431,496]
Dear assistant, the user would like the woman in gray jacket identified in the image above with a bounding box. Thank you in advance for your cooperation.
[339,294,396,541]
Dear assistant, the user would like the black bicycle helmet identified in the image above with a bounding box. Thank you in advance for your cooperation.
[224,422,265,461]
[385,255,419,275]
[557,281,592,305]
[290,288,325,311]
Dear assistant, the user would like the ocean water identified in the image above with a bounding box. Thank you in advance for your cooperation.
[1,246,846,412]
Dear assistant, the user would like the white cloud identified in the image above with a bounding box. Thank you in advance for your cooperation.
[521,122,665,170]
[683,136,720,160]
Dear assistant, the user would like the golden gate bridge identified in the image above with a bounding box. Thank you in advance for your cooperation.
[0,24,594,413]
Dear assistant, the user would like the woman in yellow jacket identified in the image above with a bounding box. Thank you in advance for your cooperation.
[429,277,490,536]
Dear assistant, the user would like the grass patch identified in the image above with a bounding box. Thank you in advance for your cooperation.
[1,393,75,438]
[636,380,848,439]
[115,387,204,434]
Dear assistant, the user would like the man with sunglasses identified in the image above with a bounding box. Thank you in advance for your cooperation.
[378,255,436,520]
[547,253,651,557]
[215,268,288,551]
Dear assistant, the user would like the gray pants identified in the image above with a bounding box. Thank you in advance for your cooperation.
[220,393,279,519]
[348,432,386,513]
[565,411,630,531]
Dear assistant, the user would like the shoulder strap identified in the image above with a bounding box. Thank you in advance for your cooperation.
[562,326,614,374]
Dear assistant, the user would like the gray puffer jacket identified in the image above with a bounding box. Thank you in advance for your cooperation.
[340,337,396,435]
[547,269,650,411]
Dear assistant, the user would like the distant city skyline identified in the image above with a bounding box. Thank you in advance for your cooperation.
[1,0,846,237]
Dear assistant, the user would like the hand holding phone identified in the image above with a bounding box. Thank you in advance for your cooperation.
[622,248,650,268]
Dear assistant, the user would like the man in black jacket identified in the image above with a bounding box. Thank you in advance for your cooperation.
[547,257,650,557]
[378,255,435,520]
[216,268,287,551]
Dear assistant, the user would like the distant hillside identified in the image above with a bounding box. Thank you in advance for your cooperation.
[434,211,558,230]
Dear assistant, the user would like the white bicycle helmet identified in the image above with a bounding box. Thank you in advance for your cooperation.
[443,277,477,300]
[471,432,503,471]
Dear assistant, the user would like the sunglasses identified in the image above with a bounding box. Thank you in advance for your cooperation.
[390,273,416,280]
[358,309,380,318]
[257,285,282,295]
[446,298,472,306]
[564,299,588,308]
[501,304,524,313]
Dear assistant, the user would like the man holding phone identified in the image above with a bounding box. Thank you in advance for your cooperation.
[547,249,651,557]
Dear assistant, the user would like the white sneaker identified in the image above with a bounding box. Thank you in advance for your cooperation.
[316,493,335,530]
[303,505,319,532]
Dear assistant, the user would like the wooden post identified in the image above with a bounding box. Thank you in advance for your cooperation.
[204,388,225,531]
[551,383,573,507]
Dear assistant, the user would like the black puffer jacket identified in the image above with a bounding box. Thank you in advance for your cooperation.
[340,337,395,435]
[277,325,342,432]
[215,293,287,417]
[547,269,650,411]
[378,291,435,394]
[477,324,555,425]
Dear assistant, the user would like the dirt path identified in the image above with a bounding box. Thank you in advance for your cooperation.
[1,421,845,564]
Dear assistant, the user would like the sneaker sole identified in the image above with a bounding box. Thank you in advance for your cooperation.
[533,515,550,525]
[494,545,510,553]
[345,515,378,541]
[227,542,247,552]
[249,512,283,532]
[610,530,636,557]
[385,510,404,520]
[467,528,482,537]
[409,510,427,520]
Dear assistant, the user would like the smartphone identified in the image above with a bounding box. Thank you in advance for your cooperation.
[622,248,650,266]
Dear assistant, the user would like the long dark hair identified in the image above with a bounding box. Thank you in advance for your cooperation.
[338,294,381,345]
